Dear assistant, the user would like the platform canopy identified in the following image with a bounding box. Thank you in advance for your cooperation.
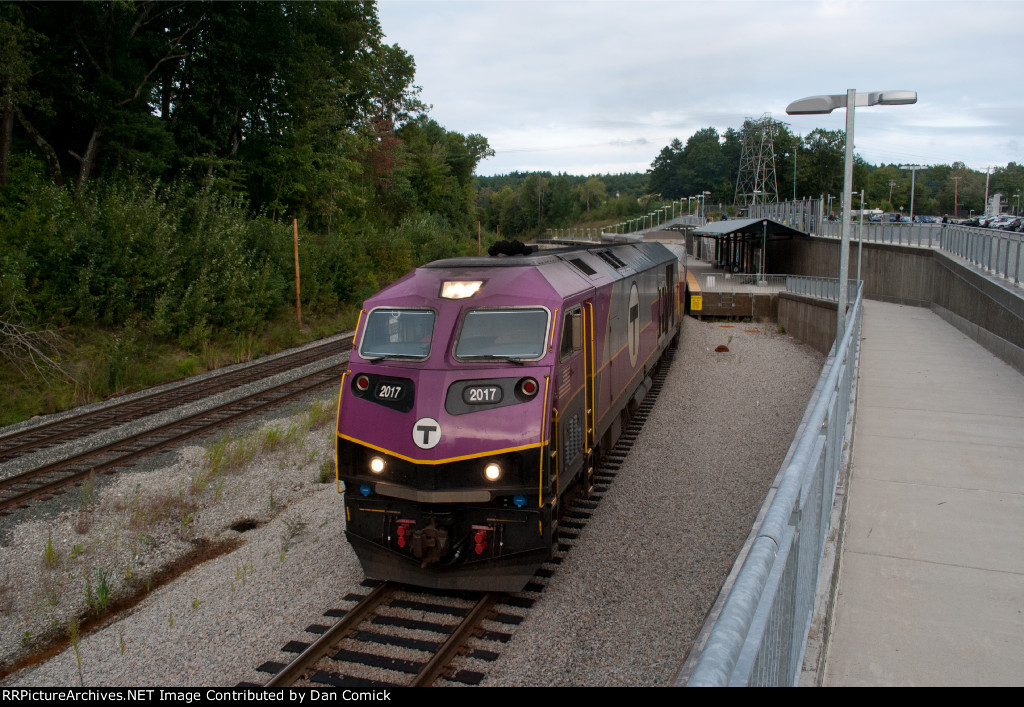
[693,217,808,241]
[692,218,809,274]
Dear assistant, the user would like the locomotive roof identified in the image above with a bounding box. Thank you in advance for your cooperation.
[364,241,677,307]
[423,241,674,270]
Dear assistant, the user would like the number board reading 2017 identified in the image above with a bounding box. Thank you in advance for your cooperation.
[463,385,503,404]
[375,382,405,401]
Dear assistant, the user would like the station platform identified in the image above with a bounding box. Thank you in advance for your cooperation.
[822,299,1024,686]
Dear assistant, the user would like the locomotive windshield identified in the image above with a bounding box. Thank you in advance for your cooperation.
[454,308,548,361]
[359,308,435,360]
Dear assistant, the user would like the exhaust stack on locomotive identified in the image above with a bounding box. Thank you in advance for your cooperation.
[335,241,682,591]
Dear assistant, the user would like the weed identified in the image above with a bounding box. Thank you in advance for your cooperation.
[260,426,284,453]
[318,458,334,484]
[119,633,126,655]
[778,325,786,334]
[307,399,334,429]
[21,631,32,647]
[283,421,308,450]
[42,532,60,569]
[74,510,93,535]
[68,617,85,687]
[169,610,174,628]
[283,518,307,546]
[191,594,200,611]
[177,511,196,539]
[70,544,85,559]
[279,547,287,563]
[126,490,197,531]
[94,568,111,612]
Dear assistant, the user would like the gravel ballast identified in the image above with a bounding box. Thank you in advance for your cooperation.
[1,316,823,687]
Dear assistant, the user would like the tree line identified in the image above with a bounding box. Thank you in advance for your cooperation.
[0,2,492,346]
[645,120,1023,218]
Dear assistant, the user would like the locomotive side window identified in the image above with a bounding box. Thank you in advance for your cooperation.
[359,308,435,360]
[560,307,583,360]
[455,308,548,361]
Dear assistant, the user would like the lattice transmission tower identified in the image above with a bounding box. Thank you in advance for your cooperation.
[734,114,783,206]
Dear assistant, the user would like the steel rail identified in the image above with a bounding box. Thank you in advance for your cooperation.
[0,365,343,513]
[409,592,501,686]
[0,337,350,462]
[264,582,397,687]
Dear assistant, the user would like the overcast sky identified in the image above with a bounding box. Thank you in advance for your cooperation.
[377,0,1022,177]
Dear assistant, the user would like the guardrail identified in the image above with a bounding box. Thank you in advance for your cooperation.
[685,283,863,686]
[785,275,860,303]
[697,274,787,292]
[940,226,1023,286]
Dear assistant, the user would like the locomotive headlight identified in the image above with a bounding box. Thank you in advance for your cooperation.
[441,280,483,299]
[369,456,386,474]
[484,462,502,481]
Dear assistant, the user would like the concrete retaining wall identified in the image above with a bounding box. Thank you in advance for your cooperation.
[777,293,839,356]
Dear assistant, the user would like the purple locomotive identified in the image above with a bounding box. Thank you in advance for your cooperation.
[335,241,682,591]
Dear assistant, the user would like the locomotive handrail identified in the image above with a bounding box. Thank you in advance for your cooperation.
[684,282,863,686]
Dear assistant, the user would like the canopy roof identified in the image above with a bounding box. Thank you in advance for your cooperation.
[693,218,808,242]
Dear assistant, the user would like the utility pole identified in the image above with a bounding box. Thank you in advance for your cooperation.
[900,165,926,221]
[952,175,961,218]
[888,179,896,205]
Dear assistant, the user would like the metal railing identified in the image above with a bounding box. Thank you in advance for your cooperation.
[749,198,824,235]
[940,225,1024,285]
[685,283,863,686]
[698,274,787,292]
[785,276,860,303]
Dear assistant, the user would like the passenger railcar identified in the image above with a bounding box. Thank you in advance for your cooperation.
[335,241,683,591]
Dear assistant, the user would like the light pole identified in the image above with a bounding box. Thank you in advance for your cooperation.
[788,88,917,344]
[760,219,768,283]
[855,189,865,283]
[792,143,798,201]
[701,191,711,221]
[901,164,926,221]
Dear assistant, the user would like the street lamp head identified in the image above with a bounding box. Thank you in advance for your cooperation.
[787,89,917,115]
[870,90,917,106]
[787,94,843,115]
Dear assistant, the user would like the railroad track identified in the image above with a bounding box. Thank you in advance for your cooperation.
[250,346,677,687]
[0,341,351,516]
[0,336,351,464]
[256,581,528,687]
